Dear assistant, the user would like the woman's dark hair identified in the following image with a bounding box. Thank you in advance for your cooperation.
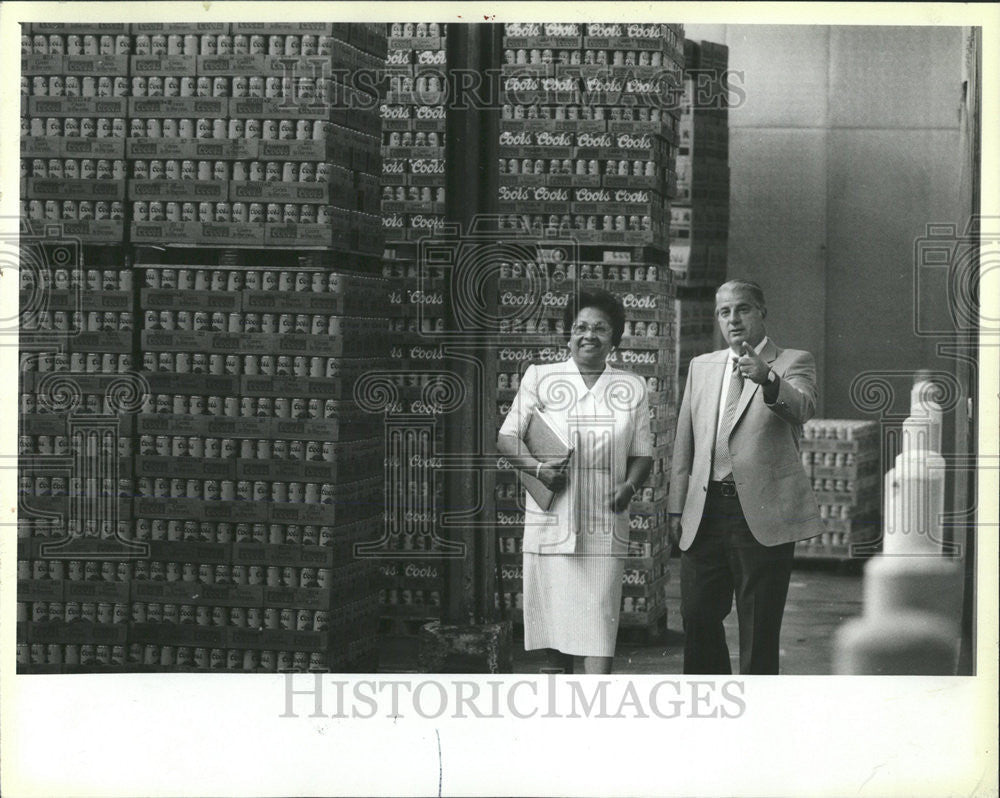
[562,286,627,347]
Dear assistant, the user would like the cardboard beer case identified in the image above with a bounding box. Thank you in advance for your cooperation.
[258,139,326,162]
[27,178,124,201]
[130,22,231,34]
[128,180,227,202]
[135,455,236,480]
[130,55,196,76]
[127,137,258,161]
[139,287,241,312]
[127,96,227,118]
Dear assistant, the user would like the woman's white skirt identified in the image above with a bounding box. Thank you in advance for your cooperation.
[522,551,625,658]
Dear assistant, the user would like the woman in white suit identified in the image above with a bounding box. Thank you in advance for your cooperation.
[497,288,653,674]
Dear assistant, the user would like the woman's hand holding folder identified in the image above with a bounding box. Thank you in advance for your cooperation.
[536,456,570,493]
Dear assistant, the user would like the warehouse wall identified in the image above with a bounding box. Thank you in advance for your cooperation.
[684,24,964,418]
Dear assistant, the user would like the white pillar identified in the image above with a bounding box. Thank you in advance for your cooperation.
[834,373,961,674]
[883,376,946,555]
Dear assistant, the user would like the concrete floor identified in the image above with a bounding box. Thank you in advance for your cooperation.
[511,560,865,675]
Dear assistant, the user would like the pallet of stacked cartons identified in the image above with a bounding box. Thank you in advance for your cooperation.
[131,261,389,671]
[670,38,731,414]
[20,27,130,244]
[16,229,141,672]
[669,38,729,289]
[17,24,139,672]
[378,23,450,668]
[798,419,882,560]
[126,23,384,258]
[17,21,388,673]
[126,22,386,672]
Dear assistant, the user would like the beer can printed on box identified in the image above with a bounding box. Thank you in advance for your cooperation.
[31,601,49,622]
[96,602,113,625]
[149,560,167,582]
[62,600,84,623]
[262,607,281,630]
[210,522,230,544]
[266,566,282,588]
[26,644,45,667]
[235,479,252,502]
[256,649,275,671]
[246,564,265,586]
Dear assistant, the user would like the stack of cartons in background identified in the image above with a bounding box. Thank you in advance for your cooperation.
[20,24,130,243]
[17,22,388,673]
[378,22,449,668]
[16,249,136,672]
[127,23,383,256]
[493,22,685,641]
[799,419,883,560]
[671,38,730,389]
[18,24,136,672]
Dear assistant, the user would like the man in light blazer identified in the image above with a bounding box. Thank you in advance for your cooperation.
[668,279,824,674]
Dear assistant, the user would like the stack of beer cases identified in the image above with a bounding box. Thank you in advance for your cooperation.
[17,24,135,671]
[669,39,730,288]
[798,420,883,560]
[131,264,388,672]
[127,22,388,672]
[671,39,731,390]
[17,22,388,672]
[493,22,684,641]
[378,22,449,666]
[126,23,384,258]
[20,24,130,243]
[16,240,137,673]
[381,22,448,243]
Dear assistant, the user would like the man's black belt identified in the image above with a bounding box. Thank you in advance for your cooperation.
[708,480,738,498]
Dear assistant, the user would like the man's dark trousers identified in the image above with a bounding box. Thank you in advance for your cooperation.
[680,481,796,675]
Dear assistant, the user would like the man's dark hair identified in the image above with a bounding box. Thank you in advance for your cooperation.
[716,279,766,312]
[562,286,627,346]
